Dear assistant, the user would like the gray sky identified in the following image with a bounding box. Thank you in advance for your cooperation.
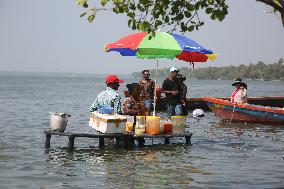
[0,0,283,74]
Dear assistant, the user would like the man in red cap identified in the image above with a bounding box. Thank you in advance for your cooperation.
[90,75,124,114]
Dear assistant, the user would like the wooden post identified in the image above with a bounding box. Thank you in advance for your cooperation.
[185,136,191,145]
[114,137,120,145]
[138,137,145,147]
[129,136,135,147]
[45,133,51,148]
[68,136,75,151]
[164,138,170,145]
[123,136,129,148]
[99,137,104,148]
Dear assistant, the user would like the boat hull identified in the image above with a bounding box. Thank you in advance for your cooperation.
[203,97,284,125]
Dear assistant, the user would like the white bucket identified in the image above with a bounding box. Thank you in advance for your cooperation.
[49,112,71,132]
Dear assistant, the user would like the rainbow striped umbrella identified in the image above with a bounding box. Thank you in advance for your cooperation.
[105,32,216,64]
[105,32,216,115]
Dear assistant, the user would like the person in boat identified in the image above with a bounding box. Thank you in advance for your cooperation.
[139,70,155,115]
[176,73,188,116]
[162,67,183,117]
[123,83,148,116]
[231,78,248,103]
[90,75,124,114]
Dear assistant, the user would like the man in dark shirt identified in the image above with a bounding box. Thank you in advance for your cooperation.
[162,67,183,117]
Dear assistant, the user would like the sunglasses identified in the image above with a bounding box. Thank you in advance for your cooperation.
[144,74,150,76]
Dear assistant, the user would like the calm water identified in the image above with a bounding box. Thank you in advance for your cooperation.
[0,72,284,189]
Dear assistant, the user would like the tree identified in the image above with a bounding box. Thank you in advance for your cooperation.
[133,58,284,80]
[257,0,284,27]
[76,0,284,35]
[76,0,229,34]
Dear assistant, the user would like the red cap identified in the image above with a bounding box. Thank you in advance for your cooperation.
[105,75,124,84]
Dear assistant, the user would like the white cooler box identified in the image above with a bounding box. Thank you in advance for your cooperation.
[89,112,127,133]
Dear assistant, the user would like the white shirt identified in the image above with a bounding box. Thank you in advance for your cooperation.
[231,88,247,103]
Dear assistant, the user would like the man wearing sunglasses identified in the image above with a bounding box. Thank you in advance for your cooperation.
[90,74,124,114]
[139,70,155,115]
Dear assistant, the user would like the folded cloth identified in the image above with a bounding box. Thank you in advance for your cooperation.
[98,105,114,114]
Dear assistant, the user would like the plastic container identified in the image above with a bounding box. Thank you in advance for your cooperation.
[124,116,134,133]
[135,116,146,135]
[164,123,172,134]
[125,122,134,133]
[171,116,186,134]
[145,116,160,135]
[136,116,146,127]
[160,118,172,134]
[135,127,145,135]
[50,112,71,132]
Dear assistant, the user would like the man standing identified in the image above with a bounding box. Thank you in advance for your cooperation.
[90,75,124,114]
[162,67,183,117]
[139,70,155,115]
[176,73,188,116]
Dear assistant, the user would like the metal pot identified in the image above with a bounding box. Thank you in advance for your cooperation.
[49,112,71,132]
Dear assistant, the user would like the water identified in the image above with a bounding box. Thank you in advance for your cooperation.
[1,72,284,189]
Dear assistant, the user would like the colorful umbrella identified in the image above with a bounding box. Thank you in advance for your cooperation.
[105,32,216,63]
[105,31,216,115]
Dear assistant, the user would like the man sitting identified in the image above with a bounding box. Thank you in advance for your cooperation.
[90,75,124,114]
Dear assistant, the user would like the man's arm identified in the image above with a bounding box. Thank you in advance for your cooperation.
[162,79,178,95]
[113,95,122,114]
[90,97,98,112]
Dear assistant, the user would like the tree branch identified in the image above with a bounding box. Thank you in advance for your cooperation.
[257,0,284,27]
[256,0,283,13]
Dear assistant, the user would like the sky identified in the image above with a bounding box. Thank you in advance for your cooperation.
[0,0,283,74]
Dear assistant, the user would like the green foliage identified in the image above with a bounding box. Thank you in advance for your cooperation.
[132,58,284,81]
[76,0,229,33]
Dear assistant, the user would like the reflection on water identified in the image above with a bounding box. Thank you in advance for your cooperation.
[45,145,200,188]
[217,121,284,137]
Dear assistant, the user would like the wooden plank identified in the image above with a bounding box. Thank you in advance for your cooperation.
[44,130,192,139]
[44,130,126,138]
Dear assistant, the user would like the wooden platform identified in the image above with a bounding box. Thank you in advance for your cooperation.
[44,130,193,151]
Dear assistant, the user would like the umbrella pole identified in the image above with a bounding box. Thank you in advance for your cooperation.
[153,59,159,116]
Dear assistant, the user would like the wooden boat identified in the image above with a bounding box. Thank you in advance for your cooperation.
[156,96,284,111]
[203,97,284,125]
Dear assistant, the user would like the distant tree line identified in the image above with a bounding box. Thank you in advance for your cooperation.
[132,58,284,81]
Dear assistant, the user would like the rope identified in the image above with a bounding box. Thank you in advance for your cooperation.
[230,103,236,122]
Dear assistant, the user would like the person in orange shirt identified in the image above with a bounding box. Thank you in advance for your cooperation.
[123,83,148,116]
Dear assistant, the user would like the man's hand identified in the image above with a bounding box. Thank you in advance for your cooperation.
[170,90,178,96]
